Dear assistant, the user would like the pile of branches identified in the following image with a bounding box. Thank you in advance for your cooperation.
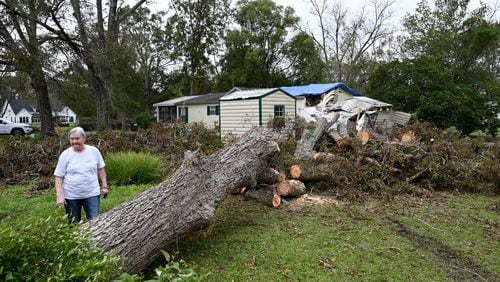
[0,123,222,189]
[274,121,499,200]
[1,121,497,200]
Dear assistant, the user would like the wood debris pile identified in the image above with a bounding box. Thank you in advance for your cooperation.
[237,120,498,207]
[284,121,498,200]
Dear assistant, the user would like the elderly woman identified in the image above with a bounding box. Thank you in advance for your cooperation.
[54,127,108,224]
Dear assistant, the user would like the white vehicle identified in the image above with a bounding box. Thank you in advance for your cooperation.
[0,118,33,136]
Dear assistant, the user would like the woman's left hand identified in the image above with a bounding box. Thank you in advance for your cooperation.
[101,187,109,198]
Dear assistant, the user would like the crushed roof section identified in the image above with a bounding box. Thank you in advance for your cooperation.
[330,96,392,112]
[220,88,279,101]
[280,83,364,97]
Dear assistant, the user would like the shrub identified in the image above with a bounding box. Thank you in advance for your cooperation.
[134,112,154,129]
[106,152,163,185]
[0,216,123,281]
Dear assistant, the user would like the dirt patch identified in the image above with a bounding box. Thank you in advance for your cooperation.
[382,216,499,282]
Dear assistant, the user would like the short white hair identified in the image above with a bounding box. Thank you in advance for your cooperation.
[68,127,87,138]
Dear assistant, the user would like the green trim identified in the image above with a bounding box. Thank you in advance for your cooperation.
[294,99,297,119]
[218,100,221,140]
[259,98,263,126]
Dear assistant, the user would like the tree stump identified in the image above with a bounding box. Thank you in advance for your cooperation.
[85,128,281,273]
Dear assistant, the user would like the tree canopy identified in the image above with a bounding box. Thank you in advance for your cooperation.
[0,0,497,135]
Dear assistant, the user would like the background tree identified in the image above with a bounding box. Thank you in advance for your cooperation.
[121,7,174,115]
[368,0,499,134]
[28,0,148,129]
[51,62,96,120]
[166,0,230,95]
[218,0,299,88]
[308,0,396,89]
[0,0,56,138]
[285,31,328,85]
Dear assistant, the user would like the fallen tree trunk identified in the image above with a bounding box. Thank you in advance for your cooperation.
[294,114,339,160]
[85,128,280,273]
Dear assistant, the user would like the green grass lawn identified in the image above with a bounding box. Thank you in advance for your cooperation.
[1,183,498,281]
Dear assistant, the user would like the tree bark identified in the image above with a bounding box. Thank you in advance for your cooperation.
[257,167,286,185]
[290,163,336,182]
[294,114,339,160]
[86,128,280,273]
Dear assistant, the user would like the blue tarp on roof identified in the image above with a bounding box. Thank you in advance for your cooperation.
[280,83,363,97]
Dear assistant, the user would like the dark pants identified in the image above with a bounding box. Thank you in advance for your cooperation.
[64,195,100,224]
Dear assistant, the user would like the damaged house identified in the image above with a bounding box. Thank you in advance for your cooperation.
[281,83,412,141]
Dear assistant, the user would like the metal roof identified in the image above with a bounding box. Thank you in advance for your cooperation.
[280,83,364,97]
[153,96,198,107]
[183,92,226,105]
[219,88,279,101]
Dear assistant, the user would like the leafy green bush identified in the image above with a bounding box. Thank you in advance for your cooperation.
[106,152,163,185]
[134,112,154,129]
[114,251,209,282]
[0,216,123,281]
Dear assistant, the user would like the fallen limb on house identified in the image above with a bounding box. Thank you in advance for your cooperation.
[84,128,281,273]
[294,114,339,160]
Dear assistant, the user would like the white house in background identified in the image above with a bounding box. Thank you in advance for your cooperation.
[219,88,296,138]
[153,93,225,128]
[1,99,77,124]
[178,92,226,128]
[153,96,198,123]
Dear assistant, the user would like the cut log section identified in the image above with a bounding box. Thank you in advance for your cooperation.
[257,168,286,185]
[276,179,307,197]
[289,163,334,182]
[244,184,281,208]
[357,130,370,145]
[85,128,281,273]
[401,131,416,143]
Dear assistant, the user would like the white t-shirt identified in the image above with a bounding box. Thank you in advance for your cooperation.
[54,145,105,199]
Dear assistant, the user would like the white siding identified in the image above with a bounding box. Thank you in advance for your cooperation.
[219,90,296,139]
[186,104,219,128]
[16,108,32,123]
[373,111,395,131]
[335,89,355,102]
[2,105,16,122]
[295,96,307,111]
[261,90,296,126]
[220,99,260,137]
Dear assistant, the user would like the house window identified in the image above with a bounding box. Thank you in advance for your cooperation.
[31,114,40,123]
[20,116,30,123]
[207,105,220,116]
[274,105,285,117]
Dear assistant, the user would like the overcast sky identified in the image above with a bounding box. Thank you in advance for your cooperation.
[134,0,496,28]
